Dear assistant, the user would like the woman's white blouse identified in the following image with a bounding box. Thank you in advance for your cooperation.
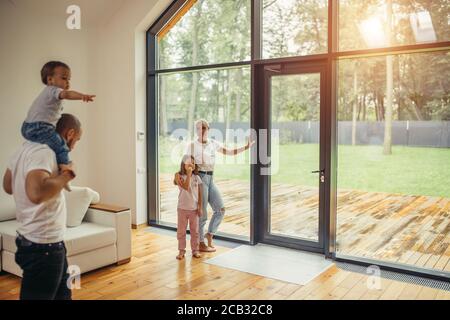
[186,139,222,172]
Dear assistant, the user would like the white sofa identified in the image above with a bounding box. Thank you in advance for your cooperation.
[0,195,132,277]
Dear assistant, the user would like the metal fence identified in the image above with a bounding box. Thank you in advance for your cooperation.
[166,121,450,148]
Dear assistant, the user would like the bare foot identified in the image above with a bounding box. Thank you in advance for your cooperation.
[199,242,216,253]
[205,233,215,248]
[176,250,185,260]
[192,252,202,259]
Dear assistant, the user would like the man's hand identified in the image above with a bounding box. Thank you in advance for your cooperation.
[59,163,76,179]
[26,169,74,204]
[197,207,203,217]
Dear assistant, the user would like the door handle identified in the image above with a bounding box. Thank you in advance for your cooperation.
[312,170,326,183]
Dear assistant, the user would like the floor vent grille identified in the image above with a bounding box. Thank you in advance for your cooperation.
[336,262,450,292]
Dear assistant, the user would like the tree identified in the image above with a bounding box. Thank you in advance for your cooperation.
[383,0,393,155]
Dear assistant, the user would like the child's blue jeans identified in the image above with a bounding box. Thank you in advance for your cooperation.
[21,122,70,165]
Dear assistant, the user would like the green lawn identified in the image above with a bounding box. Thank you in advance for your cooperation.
[159,142,450,198]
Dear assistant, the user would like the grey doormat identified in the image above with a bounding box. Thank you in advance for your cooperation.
[205,244,333,285]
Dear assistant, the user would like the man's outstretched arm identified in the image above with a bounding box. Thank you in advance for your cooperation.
[26,170,74,204]
[3,169,12,195]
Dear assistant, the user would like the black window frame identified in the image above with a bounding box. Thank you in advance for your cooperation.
[147,0,450,282]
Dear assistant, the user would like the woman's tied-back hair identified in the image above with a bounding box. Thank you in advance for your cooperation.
[41,61,70,85]
[195,119,210,130]
[173,155,199,185]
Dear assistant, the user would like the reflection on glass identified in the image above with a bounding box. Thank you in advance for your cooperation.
[410,11,437,43]
[336,52,450,275]
[339,0,449,51]
[158,0,251,70]
[270,73,321,241]
[263,0,328,59]
[158,67,251,240]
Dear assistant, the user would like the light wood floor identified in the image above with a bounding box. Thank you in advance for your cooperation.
[160,174,450,273]
[0,228,449,300]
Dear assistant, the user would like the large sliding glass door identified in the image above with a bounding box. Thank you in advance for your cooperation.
[259,61,329,253]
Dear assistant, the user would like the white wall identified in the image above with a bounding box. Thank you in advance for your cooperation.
[0,0,172,225]
[88,0,171,225]
[0,0,93,211]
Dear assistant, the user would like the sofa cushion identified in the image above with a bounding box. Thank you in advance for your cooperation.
[64,222,116,256]
[64,186,100,227]
[0,220,19,252]
[0,194,16,222]
[0,220,116,257]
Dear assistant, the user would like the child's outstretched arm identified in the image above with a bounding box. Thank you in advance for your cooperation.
[59,90,96,102]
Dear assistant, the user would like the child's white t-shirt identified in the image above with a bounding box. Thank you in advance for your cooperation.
[177,174,202,211]
[25,86,64,126]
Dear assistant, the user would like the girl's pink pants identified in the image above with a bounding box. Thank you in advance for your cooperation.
[177,208,200,252]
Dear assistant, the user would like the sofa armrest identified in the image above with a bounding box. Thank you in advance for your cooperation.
[84,204,132,263]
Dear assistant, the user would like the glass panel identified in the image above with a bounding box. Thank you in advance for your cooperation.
[158,67,251,240]
[262,0,328,59]
[158,0,251,70]
[336,51,450,276]
[270,73,321,241]
[339,0,450,51]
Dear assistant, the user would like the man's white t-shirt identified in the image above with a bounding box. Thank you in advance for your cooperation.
[186,139,223,172]
[8,142,66,244]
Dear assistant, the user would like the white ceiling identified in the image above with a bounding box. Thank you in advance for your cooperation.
[77,0,126,26]
[2,0,126,27]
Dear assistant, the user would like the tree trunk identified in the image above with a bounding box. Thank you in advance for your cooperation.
[352,63,358,146]
[159,76,168,136]
[374,92,380,121]
[187,2,203,138]
[225,71,232,144]
[411,98,425,121]
[362,93,367,121]
[188,72,199,138]
[234,68,242,121]
[383,0,393,155]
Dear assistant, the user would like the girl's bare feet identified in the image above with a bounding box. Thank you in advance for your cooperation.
[176,250,185,260]
[205,233,215,248]
[192,252,202,259]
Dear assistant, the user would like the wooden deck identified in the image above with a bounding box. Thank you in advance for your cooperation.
[160,174,450,273]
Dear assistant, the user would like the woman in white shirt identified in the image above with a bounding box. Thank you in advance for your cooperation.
[186,119,254,252]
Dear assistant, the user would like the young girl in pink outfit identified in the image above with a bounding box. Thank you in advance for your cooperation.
[174,155,203,260]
